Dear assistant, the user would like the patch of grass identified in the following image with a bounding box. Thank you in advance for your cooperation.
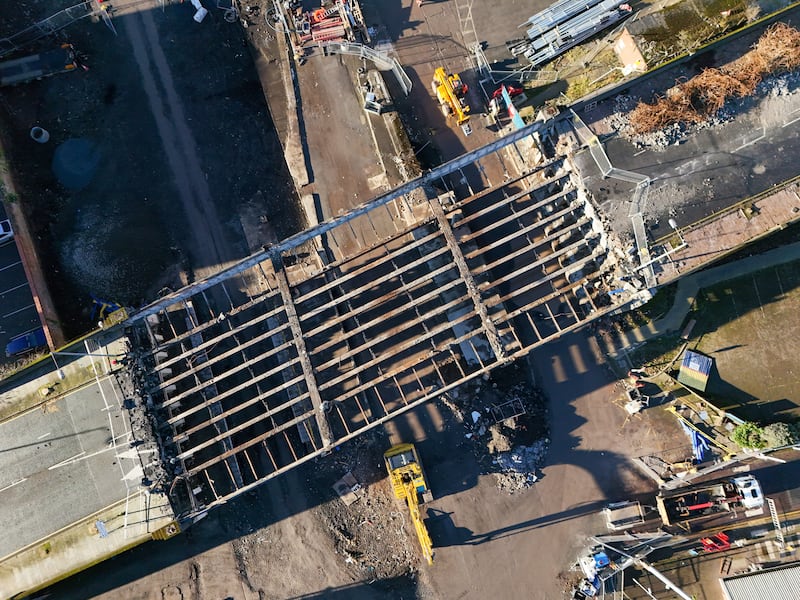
[693,261,800,328]
[615,282,679,332]
[564,75,591,101]
[627,333,684,370]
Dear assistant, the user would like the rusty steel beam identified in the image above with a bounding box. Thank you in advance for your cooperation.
[161,359,305,418]
[167,369,311,434]
[457,188,575,244]
[429,195,507,362]
[324,323,501,410]
[153,320,294,394]
[453,157,567,210]
[292,226,442,306]
[471,225,590,280]
[303,255,458,340]
[147,288,280,355]
[455,177,571,230]
[312,285,474,371]
[157,337,299,410]
[309,266,475,357]
[297,233,451,323]
[463,200,583,260]
[152,300,286,372]
[187,410,317,476]
[480,237,599,298]
[490,254,605,320]
[176,390,314,460]
[273,257,333,448]
[311,274,472,373]
[317,297,486,393]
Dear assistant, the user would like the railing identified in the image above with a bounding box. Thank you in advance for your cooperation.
[320,41,412,94]
[0,1,115,58]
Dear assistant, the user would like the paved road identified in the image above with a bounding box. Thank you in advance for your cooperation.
[0,371,133,559]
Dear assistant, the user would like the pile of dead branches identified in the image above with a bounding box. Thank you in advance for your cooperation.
[629,23,800,134]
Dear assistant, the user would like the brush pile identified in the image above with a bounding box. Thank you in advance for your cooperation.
[629,23,800,134]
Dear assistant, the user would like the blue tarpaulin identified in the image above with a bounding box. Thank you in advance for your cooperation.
[680,419,712,461]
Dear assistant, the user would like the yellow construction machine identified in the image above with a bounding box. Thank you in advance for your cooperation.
[384,443,434,564]
[431,66,472,136]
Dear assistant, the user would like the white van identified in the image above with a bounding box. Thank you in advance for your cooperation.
[0,219,13,245]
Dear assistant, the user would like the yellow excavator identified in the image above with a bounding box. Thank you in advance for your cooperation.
[431,66,472,136]
[384,443,434,565]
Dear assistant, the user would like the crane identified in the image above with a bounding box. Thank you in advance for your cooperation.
[384,443,434,565]
[431,66,472,136]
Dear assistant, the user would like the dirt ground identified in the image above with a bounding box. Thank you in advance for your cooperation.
[44,345,688,600]
[0,1,304,337]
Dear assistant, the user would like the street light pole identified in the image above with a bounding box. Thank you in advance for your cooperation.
[50,352,65,380]
[49,350,126,381]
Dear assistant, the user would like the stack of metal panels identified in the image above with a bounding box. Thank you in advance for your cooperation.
[521,0,606,39]
[513,0,632,67]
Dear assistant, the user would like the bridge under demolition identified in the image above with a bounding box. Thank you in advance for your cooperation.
[123,121,642,520]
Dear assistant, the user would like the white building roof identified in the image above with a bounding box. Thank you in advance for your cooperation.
[721,561,800,600]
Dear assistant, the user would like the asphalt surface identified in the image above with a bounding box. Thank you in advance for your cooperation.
[0,371,135,559]
[0,204,41,363]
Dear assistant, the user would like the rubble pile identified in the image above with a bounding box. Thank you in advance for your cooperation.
[625,23,800,142]
[443,365,550,493]
[492,438,550,492]
[310,432,421,581]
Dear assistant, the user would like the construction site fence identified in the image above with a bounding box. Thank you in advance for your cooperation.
[472,44,557,86]
[0,1,114,58]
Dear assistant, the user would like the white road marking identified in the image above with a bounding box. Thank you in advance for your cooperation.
[0,260,22,273]
[1,303,35,319]
[0,282,29,296]
[37,432,51,440]
[0,478,27,493]
[735,130,765,151]
[48,451,86,470]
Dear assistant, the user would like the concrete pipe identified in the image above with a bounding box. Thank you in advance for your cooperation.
[190,0,208,22]
[30,126,50,143]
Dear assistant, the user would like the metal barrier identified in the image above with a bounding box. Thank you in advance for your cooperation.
[320,41,412,95]
[569,110,655,286]
[472,44,557,85]
[0,1,115,58]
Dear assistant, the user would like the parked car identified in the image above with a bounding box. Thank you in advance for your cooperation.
[0,219,12,245]
[5,328,47,357]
